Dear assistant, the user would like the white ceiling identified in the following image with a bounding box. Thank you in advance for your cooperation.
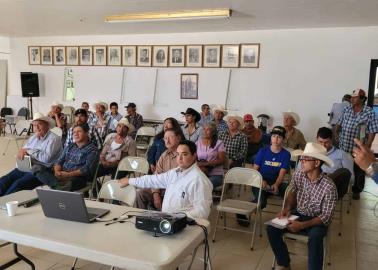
[1,0,378,37]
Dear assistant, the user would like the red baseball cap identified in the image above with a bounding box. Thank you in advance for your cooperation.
[243,114,253,121]
[351,89,366,98]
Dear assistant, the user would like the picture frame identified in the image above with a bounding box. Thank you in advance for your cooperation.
[41,46,53,65]
[181,73,198,99]
[203,45,221,67]
[169,45,185,67]
[66,46,79,66]
[107,45,121,66]
[152,46,168,67]
[93,46,107,66]
[79,46,93,66]
[221,45,239,68]
[53,46,66,65]
[185,45,202,67]
[240,43,260,68]
[122,46,137,66]
[28,46,41,65]
[137,46,152,66]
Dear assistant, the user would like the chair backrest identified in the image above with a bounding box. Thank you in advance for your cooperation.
[17,107,29,119]
[50,127,63,137]
[1,107,13,118]
[328,168,351,199]
[223,167,262,187]
[114,156,149,179]
[14,119,31,135]
[98,180,136,207]
[136,126,156,137]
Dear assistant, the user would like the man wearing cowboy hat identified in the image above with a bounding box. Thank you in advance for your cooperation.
[212,105,228,133]
[125,102,144,139]
[47,101,67,139]
[181,108,202,142]
[282,111,306,150]
[218,114,248,168]
[267,142,337,270]
[88,101,111,140]
[0,113,62,196]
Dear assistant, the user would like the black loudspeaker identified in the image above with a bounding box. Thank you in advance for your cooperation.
[21,72,40,97]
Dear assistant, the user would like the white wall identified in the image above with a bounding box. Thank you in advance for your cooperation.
[6,27,378,140]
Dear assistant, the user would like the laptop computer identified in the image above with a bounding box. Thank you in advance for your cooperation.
[36,189,110,223]
[16,155,32,173]
[0,190,39,210]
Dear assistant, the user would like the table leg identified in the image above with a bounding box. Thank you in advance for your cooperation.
[0,243,35,270]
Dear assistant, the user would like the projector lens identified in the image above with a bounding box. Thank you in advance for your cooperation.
[159,220,171,234]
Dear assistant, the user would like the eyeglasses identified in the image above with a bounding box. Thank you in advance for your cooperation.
[299,157,317,162]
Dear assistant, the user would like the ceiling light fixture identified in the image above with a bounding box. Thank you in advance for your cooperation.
[105,8,231,23]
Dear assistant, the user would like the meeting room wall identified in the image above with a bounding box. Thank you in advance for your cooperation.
[6,26,378,140]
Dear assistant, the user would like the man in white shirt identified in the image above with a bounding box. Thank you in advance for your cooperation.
[119,140,213,219]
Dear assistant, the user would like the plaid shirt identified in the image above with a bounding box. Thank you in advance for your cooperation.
[337,104,378,153]
[218,130,248,161]
[64,126,103,150]
[87,113,111,139]
[126,113,144,139]
[216,120,228,133]
[292,170,337,225]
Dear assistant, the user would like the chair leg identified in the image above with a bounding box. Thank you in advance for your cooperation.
[338,200,343,236]
[250,212,257,250]
[71,257,78,270]
[223,211,227,230]
[2,140,10,155]
[212,211,220,242]
[110,266,114,270]
[259,209,263,237]
[271,256,276,270]
[186,245,199,270]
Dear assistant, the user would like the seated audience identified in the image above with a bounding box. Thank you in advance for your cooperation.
[147,117,183,173]
[196,122,225,188]
[181,107,202,142]
[125,102,143,139]
[107,102,123,133]
[282,111,306,150]
[0,113,62,196]
[328,94,351,145]
[212,105,228,133]
[97,118,136,178]
[88,101,110,140]
[353,138,378,184]
[81,101,95,121]
[242,114,263,164]
[119,140,213,219]
[47,101,67,138]
[198,104,213,127]
[65,109,103,150]
[218,115,248,168]
[267,142,337,270]
[37,123,98,191]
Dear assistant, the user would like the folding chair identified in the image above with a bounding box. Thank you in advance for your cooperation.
[135,126,156,157]
[50,127,63,137]
[2,119,31,156]
[114,156,149,179]
[76,162,100,199]
[212,167,263,250]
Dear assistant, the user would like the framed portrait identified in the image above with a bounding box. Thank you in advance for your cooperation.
[152,46,168,67]
[185,45,202,67]
[107,45,121,66]
[122,46,137,66]
[203,45,220,67]
[53,46,66,65]
[169,45,185,67]
[221,45,239,68]
[79,46,93,66]
[41,46,53,65]
[137,46,152,66]
[28,46,40,65]
[93,46,107,66]
[66,46,79,65]
[181,73,198,99]
[240,44,260,68]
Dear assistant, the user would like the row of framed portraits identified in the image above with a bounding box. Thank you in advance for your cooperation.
[28,44,260,68]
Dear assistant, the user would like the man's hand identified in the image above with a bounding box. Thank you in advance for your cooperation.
[353,138,376,171]
[287,220,304,233]
[276,208,291,219]
[153,193,162,210]
[271,183,279,194]
[119,177,129,188]
[262,180,268,189]
[17,148,28,160]
[150,164,156,173]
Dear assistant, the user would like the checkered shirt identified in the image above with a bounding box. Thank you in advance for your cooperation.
[218,130,248,161]
[216,120,228,133]
[126,113,144,139]
[291,170,337,225]
[64,126,103,150]
[87,113,111,139]
[337,104,378,153]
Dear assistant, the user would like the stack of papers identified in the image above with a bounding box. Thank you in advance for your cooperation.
[265,215,299,229]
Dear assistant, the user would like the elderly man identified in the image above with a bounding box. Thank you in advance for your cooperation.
[267,142,337,270]
[242,114,263,164]
[107,102,123,133]
[198,104,213,127]
[88,101,110,140]
[65,109,103,150]
[47,101,67,138]
[120,140,213,219]
[0,113,62,195]
[282,111,306,150]
[81,101,95,121]
[125,102,143,139]
[212,105,228,133]
[336,89,378,199]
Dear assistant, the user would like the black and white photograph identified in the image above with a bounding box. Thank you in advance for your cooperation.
[122,46,136,66]
[169,45,185,67]
[79,46,93,65]
[28,46,40,65]
[240,44,260,68]
[152,46,168,67]
[185,45,202,67]
[41,46,52,65]
[221,45,240,68]
[53,46,66,65]
[137,46,151,66]
[204,45,220,67]
[93,46,107,66]
[181,73,198,99]
[107,46,121,66]
[66,46,79,66]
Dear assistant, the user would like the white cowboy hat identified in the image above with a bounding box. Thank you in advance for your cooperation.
[225,114,244,129]
[116,118,135,134]
[51,101,63,110]
[212,105,228,117]
[283,111,300,126]
[293,142,334,168]
[94,101,108,111]
[32,112,56,129]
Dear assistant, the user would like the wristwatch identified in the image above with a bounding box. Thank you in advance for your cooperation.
[366,162,378,177]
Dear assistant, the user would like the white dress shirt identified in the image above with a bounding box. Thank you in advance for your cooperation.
[322,146,354,181]
[129,163,213,219]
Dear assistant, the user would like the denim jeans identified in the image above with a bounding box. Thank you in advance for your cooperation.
[266,212,327,270]
[208,175,223,188]
[252,181,287,209]
[0,169,42,196]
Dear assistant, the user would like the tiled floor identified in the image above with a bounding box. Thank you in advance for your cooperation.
[0,136,378,269]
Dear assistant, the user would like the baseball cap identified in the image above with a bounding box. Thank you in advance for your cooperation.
[243,114,253,121]
[74,108,87,116]
[271,126,286,138]
[351,89,366,98]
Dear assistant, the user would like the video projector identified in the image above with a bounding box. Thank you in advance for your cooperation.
[135,212,187,235]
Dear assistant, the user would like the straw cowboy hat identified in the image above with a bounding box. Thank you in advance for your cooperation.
[94,101,108,111]
[293,142,334,167]
[32,112,56,129]
[212,105,228,116]
[117,118,135,134]
[51,101,63,110]
[283,110,300,126]
[225,114,244,129]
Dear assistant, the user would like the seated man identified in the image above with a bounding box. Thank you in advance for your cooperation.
[125,102,143,139]
[119,140,213,219]
[242,114,263,164]
[88,101,110,140]
[267,142,337,270]
[107,102,123,133]
[0,113,62,196]
[37,123,98,191]
[47,101,67,139]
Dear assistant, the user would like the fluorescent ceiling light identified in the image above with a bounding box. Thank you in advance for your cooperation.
[105,9,231,23]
